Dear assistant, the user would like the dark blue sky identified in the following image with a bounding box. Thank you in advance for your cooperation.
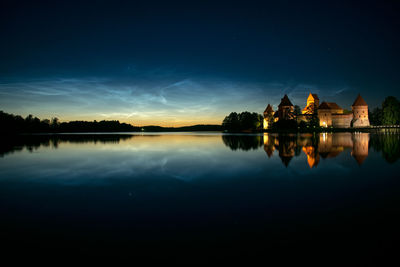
[1,0,399,125]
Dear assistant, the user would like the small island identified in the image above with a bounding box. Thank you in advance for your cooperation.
[264,93,369,131]
[223,94,400,133]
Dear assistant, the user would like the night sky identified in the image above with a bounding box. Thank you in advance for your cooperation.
[1,0,399,126]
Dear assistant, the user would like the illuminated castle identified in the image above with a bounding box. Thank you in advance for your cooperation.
[278,94,295,120]
[263,104,274,129]
[302,93,319,114]
[262,94,294,129]
[263,93,370,129]
[351,94,370,127]
[317,101,353,128]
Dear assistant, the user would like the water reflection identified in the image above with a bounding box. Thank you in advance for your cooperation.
[1,132,399,261]
[1,133,399,168]
[0,134,134,157]
[221,134,263,151]
[369,132,400,163]
[223,132,400,167]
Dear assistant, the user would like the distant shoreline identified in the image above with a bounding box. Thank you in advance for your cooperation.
[2,127,400,137]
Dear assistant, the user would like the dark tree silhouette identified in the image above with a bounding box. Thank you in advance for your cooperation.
[308,113,320,128]
[1,110,222,134]
[222,135,263,151]
[222,111,263,132]
[294,105,301,116]
[369,107,383,126]
[382,96,400,125]
[0,110,139,134]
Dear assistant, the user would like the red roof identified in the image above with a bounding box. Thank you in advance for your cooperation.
[278,94,293,107]
[264,104,274,113]
[352,94,368,106]
[326,102,342,110]
[318,102,342,110]
[318,102,331,109]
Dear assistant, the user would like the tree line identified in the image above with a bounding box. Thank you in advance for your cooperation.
[222,112,263,132]
[369,96,400,125]
[370,132,400,163]
[222,110,319,132]
[0,110,222,134]
[0,110,140,134]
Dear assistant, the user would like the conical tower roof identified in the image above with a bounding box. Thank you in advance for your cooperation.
[278,94,293,107]
[352,94,367,106]
[264,104,273,113]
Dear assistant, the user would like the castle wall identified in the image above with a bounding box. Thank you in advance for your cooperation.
[318,110,332,127]
[352,106,370,127]
[332,114,352,128]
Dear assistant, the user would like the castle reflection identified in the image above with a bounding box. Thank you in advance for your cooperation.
[263,133,370,168]
[222,132,380,168]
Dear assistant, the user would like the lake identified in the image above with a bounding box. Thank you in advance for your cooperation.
[1,132,399,264]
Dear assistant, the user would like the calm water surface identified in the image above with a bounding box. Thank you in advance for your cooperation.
[0,132,399,263]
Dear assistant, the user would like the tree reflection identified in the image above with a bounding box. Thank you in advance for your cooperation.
[0,134,134,157]
[221,135,263,151]
[370,132,400,163]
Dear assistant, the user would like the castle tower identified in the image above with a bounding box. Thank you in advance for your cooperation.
[302,93,319,114]
[352,94,370,127]
[278,94,294,120]
[263,104,274,129]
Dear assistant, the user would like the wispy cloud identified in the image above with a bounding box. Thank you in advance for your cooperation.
[0,75,353,126]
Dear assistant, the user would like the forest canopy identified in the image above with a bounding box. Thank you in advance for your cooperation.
[222,111,263,132]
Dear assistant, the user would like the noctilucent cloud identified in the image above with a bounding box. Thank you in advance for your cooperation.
[1,1,399,126]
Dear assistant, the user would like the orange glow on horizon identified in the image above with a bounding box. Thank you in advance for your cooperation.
[57,115,224,127]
